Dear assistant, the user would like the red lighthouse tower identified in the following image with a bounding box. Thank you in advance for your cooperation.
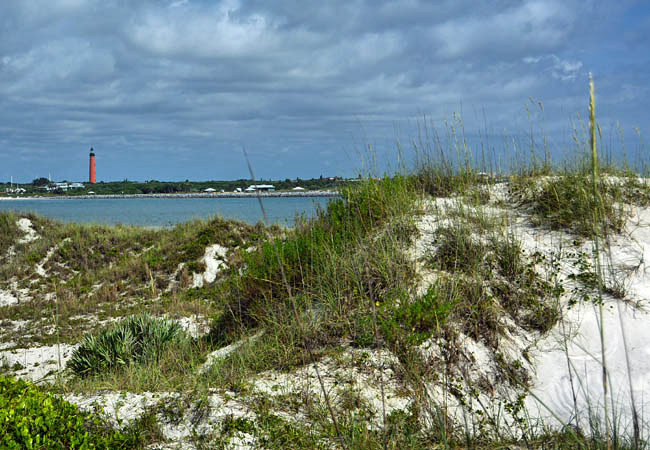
[89,148,97,184]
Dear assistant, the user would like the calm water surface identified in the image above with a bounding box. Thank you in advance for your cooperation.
[0,197,332,227]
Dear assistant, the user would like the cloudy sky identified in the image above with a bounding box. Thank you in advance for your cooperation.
[1,0,648,182]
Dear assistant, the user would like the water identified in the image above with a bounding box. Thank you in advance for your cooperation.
[0,196,332,227]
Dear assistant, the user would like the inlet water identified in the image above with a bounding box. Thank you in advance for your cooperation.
[0,196,332,227]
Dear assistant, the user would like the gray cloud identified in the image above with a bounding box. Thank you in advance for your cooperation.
[0,0,648,182]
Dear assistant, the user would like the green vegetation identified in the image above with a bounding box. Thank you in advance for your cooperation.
[0,375,139,448]
[209,175,419,367]
[0,211,22,255]
[0,176,348,197]
[0,214,274,347]
[511,168,650,237]
[425,221,560,343]
[68,315,185,377]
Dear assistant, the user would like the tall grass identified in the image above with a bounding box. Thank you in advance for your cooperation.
[589,73,612,449]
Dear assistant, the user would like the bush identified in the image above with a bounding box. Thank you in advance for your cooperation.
[510,170,650,237]
[0,375,138,449]
[213,176,418,342]
[68,314,184,377]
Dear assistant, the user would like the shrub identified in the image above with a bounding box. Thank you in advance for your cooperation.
[213,176,418,343]
[0,375,138,449]
[0,212,23,256]
[68,314,184,377]
[426,221,560,346]
[510,170,650,237]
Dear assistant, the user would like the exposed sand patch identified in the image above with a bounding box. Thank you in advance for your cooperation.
[527,298,650,433]
[524,205,650,434]
[0,341,16,351]
[34,237,71,278]
[166,262,186,293]
[200,331,263,373]
[171,314,211,339]
[63,391,174,427]
[0,344,77,382]
[63,390,254,446]
[253,347,411,429]
[192,244,228,288]
[17,218,39,244]
[0,280,32,307]
[0,289,20,307]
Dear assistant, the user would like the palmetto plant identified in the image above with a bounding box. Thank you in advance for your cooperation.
[68,314,184,377]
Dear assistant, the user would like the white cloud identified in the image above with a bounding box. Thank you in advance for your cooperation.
[431,0,574,59]
[128,1,275,58]
[1,39,116,95]
[523,54,583,82]
[550,55,583,81]
[169,0,189,8]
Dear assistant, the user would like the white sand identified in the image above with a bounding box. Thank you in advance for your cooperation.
[527,300,650,433]
[192,244,228,288]
[525,205,650,434]
[0,281,31,307]
[0,289,20,307]
[200,331,263,373]
[171,314,211,339]
[410,191,650,437]
[64,390,254,446]
[16,218,39,244]
[0,344,77,382]
[63,391,175,427]
[253,347,411,429]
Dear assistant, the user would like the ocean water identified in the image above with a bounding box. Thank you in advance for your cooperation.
[0,196,332,227]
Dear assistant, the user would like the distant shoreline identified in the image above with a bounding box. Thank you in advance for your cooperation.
[0,190,340,200]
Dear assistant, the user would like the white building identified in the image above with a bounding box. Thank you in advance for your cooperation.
[246,184,275,192]
[46,182,85,191]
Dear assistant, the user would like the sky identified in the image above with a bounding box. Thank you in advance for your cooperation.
[1,0,649,183]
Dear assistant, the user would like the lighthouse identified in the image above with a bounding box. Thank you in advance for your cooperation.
[89,148,96,184]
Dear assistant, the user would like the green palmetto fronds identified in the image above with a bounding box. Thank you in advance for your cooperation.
[68,314,183,377]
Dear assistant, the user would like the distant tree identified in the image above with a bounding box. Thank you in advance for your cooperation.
[32,177,49,186]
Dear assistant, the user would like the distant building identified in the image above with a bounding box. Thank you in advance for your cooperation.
[45,182,84,192]
[203,188,216,193]
[246,184,275,192]
[292,186,306,191]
